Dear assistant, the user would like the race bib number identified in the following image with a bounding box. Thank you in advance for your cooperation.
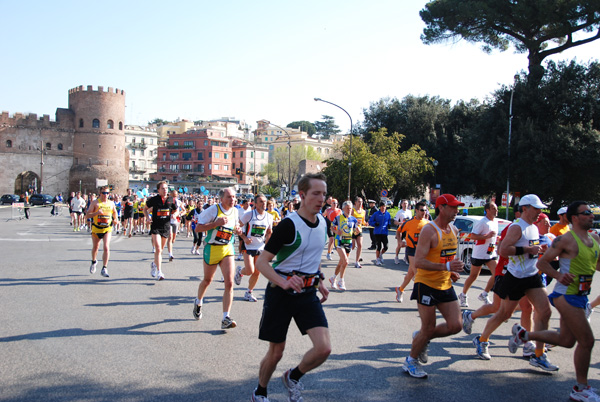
[529,239,540,259]
[487,243,496,255]
[579,275,593,296]
[251,225,266,237]
[156,208,170,217]
[97,214,111,227]
[440,248,456,264]
[215,226,233,244]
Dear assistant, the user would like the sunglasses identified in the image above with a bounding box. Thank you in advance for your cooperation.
[102,192,110,194]
[418,209,427,212]
[575,210,593,216]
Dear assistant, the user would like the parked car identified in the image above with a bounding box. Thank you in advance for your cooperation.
[29,194,53,206]
[1,194,19,205]
[454,215,511,274]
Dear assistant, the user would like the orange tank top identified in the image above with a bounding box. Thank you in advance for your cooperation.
[414,221,458,290]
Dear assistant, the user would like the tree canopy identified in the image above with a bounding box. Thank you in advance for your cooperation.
[149,118,169,126]
[314,115,341,138]
[287,121,316,135]
[264,145,323,188]
[420,0,600,83]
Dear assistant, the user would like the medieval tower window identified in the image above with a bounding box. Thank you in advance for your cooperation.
[107,120,114,129]
[6,140,12,148]
[79,119,84,128]
[58,143,63,150]
[92,119,100,128]
[46,143,51,150]
[119,122,123,130]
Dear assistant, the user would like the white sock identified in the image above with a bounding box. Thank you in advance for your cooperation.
[196,298,202,305]
[223,312,229,320]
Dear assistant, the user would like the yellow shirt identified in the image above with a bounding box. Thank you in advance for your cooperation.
[414,221,458,290]
[92,200,115,234]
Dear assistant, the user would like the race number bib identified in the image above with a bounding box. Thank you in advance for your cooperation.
[214,226,233,244]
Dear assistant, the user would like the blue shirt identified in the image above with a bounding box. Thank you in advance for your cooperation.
[369,210,391,235]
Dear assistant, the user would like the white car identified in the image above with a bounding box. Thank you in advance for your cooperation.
[453,215,511,273]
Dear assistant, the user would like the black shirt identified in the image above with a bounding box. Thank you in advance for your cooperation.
[146,195,176,230]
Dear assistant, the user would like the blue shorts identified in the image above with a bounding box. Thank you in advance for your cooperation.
[548,291,588,309]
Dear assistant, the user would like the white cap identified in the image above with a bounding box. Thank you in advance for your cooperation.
[557,207,568,215]
[519,194,547,209]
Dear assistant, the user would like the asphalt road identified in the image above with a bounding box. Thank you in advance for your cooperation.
[1,206,599,402]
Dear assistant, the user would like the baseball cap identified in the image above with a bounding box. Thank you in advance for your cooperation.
[557,207,567,215]
[535,213,549,224]
[519,194,547,209]
[368,199,376,204]
[435,194,465,208]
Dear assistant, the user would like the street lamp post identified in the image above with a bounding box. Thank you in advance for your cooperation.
[506,82,516,220]
[314,98,353,200]
[266,122,292,198]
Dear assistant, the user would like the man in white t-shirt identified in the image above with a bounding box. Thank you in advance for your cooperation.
[394,200,413,264]
[458,202,499,307]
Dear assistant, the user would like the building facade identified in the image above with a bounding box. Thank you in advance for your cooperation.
[124,125,159,182]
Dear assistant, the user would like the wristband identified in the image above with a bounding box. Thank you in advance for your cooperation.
[446,261,451,271]
[515,246,524,255]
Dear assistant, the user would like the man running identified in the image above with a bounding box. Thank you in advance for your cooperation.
[70,192,86,231]
[369,201,392,265]
[329,200,359,291]
[394,199,413,264]
[458,202,499,307]
[234,194,273,302]
[85,186,117,278]
[509,201,600,401]
[395,201,429,302]
[144,182,178,281]
[403,194,465,379]
[472,194,558,371]
[193,187,240,329]
[122,189,134,238]
[251,173,331,402]
[167,190,184,261]
[550,206,570,237]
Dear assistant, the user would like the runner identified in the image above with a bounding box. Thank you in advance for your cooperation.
[369,201,392,265]
[234,194,273,302]
[403,194,465,379]
[122,189,134,238]
[549,206,570,237]
[458,202,499,307]
[324,199,341,261]
[192,187,240,329]
[144,182,179,281]
[166,190,184,262]
[266,199,281,227]
[329,200,359,291]
[394,199,413,264]
[190,201,204,255]
[351,197,366,268]
[70,191,86,231]
[509,201,600,401]
[85,186,117,278]
[394,201,429,302]
[251,173,331,402]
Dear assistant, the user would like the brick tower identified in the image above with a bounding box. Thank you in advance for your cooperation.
[68,85,129,194]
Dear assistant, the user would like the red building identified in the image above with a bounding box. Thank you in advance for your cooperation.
[152,128,233,182]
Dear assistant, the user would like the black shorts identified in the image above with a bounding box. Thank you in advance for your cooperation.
[491,275,504,295]
[123,211,133,219]
[406,247,416,257]
[75,211,83,215]
[471,257,498,267]
[150,226,170,239]
[243,249,262,257]
[352,231,362,239]
[258,285,328,344]
[495,271,544,301]
[374,234,388,251]
[411,282,458,306]
[92,231,109,240]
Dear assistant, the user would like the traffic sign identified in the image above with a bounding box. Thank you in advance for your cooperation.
[291,190,297,196]
[380,189,388,197]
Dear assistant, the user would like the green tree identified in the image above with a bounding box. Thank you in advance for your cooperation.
[287,121,316,136]
[264,145,323,188]
[420,0,600,84]
[314,115,341,139]
[149,118,169,126]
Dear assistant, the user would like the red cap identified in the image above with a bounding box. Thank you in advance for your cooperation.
[435,194,465,208]
[535,213,549,224]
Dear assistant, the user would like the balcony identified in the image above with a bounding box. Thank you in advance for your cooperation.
[129,142,148,149]
[129,167,147,174]
[167,144,195,149]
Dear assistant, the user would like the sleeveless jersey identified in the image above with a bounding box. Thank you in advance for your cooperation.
[400,218,429,249]
[414,221,458,290]
[472,216,499,259]
[352,208,366,229]
[241,209,273,251]
[506,219,540,278]
[204,204,238,246]
[272,212,327,275]
[92,200,115,234]
[554,232,600,296]
[334,213,358,245]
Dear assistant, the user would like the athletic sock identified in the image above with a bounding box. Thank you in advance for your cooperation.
[255,385,267,397]
[290,366,304,382]
[195,298,202,306]
[222,312,229,320]
[577,383,588,391]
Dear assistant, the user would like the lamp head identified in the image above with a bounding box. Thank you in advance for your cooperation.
[314,98,321,102]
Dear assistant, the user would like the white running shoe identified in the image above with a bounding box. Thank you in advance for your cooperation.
[395,287,404,303]
[459,293,469,308]
[522,341,536,357]
[244,290,258,302]
[394,256,400,265]
[90,261,97,274]
[282,369,304,402]
[586,302,594,322]
[508,323,525,353]
[100,267,109,278]
[329,276,338,290]
[190,247,195,255]
[156,271,165,281]
[150,262,158,278]
[326,252,332,261]
[337,278,346,291]
[234,266,243,286]
[355,261,362,268]
[570,385,600,402]
[402,357,427,379]
[462,310,474,335]
[379,257,384,265]
[478,292,492,305]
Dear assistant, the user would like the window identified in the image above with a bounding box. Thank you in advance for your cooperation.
[232,152,235,158]
[132,149,136,155]
[107,120,114,129]
[214,152,220,158]
[119,122,123,130]
[184,141,194,147]
[173,141,179,146]
[183,164,192,170]
[198,164,205,173]
[140,150,144,156]
[261,152,265,159]
[162,153,166,161]
[204,140,208,146]
[6,140,12,148]
[169,164,178,171]
[170,153,178,161]
[214,164,220,170]
[265,137,268,142]
[224,165,229,171]
[250,162,254,171]
[92,119,100,128]
[224,153,228,159]
[208,164,212,170]
[250,151,254,158]
[58,143,63,150]
[208,152,212,158]
[132,137,136,143]
[182,152,191,160]
[240,151,244,157]
[197,152,204,160]
[150,139,154,145]
[79,119,84,128]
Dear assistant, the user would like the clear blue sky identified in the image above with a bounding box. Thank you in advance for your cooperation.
[2,0,599,133]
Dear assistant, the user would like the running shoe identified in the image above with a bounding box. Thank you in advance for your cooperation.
[169,255,174,262]
[150,262,158,278]
[326,252,332,261]
[395,287,404,303]
[236,254,243,261]
[522,341,536,358]
[459,293,469,308]
[403,256,409,264]
[394,256,400,265]
[478,292,491,305]
[379,257,384,265]
[354,261,362,268]
[221,316,237,329]
[244,291,258,302]
[530,353,559,371]
[195,249,201,255]
[462,310,474,335]
[473,335,491,360]
[337,279,346,291]
[234,266,243,286]
[251,390,270,402]
[193,299,202,320]
[190,247,195,255]
[570,385,600,402]
[402,357,427,379]
[100,267,109,278]
[508,323,526,354]
[156,271,165,281]
[329,276,338,290]
[90,261,97,274]
[412,330,429,363]
[282,369,304,402]
[586,302,594,322]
